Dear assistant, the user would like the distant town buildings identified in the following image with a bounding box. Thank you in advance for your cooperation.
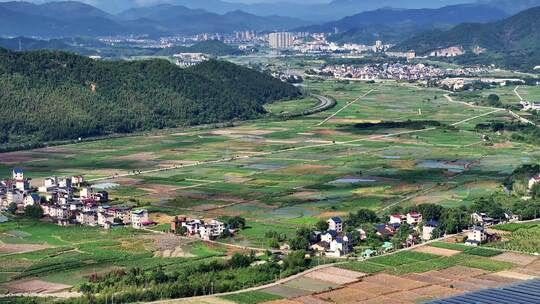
[173,53,210,67]
[269,32,294,49]
[306,63,494,84]
[429,46,465,57]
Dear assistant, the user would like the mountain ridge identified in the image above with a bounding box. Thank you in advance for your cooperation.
[0,1,309,37]
[300,4,508,45]
[392,6,540,54]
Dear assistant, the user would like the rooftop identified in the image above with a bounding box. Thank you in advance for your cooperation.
[330,217,342,223]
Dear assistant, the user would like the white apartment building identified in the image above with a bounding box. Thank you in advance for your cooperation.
[269,32,293,49]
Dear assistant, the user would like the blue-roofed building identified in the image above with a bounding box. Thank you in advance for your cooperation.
[429,279,540,304]
[12,168,29,191]
[12,168,24,175]
[328,217,343,233]
[321,230,338,243]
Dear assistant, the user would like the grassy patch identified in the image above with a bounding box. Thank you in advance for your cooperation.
[190,242,227,257]
[428,242,470,251]
[464,247,502,257]
[488,223,540,253]
[368,251,439,267]
[221,291,283,304]
[494,221,540,232]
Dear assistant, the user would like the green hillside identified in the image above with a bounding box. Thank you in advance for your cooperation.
[0,49,300,146]
[392,6,540,71]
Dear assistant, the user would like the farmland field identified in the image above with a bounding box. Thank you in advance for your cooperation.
[488,220,540,253]
[0,220,226,291]
[1,76,539,298]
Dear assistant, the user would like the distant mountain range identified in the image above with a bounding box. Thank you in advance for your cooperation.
[393,6,540,54]
[11,0,480,20]
[157,0,479,21]
[392,6,540,71]
[0,1,309,37]
[4,0,540,23]
[1,0,539,41]
[306,4,509,44]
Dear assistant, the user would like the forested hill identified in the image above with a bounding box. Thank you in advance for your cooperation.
[0,49,300,145]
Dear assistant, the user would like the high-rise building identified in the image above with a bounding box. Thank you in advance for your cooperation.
[269,32,293,49]
[375,40,383,52]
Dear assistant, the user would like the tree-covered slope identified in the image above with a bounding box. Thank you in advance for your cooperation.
[0,49,300,145]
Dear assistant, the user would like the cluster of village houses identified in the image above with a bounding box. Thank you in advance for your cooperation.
[0,168,532,257]
[307,213,429,258]
[307,209,520,257]
[0,168,154,229]
[0,168,232,241]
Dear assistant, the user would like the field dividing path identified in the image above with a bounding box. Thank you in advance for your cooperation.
[316,88,375,126]
[445,91,537,127]
[451,108,504,126]
[512,86,537,126]
[514,85,524,101]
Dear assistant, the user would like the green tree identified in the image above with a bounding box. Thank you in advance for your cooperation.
[227,216,246,230]
[229,253,253,268]
[24,204,43,219]
[314,219,329,231]
[282,251,309,269]
[175,225,187,235]
[487,94,502,107]
[346,209,379,227]
[289,237,309,251]
[441,207,469,234]
[7,202,17,215]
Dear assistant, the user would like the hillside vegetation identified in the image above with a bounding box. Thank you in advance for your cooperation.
[0,49,300,146]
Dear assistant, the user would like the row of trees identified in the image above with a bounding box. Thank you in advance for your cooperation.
[58,251,309,304]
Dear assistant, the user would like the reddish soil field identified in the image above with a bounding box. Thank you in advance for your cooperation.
[413,246,461,257]
[316,287,376,304]
[0,243,52,254]
[491,252,538,266]
[5,279,71,294]
[304,267,365,285]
